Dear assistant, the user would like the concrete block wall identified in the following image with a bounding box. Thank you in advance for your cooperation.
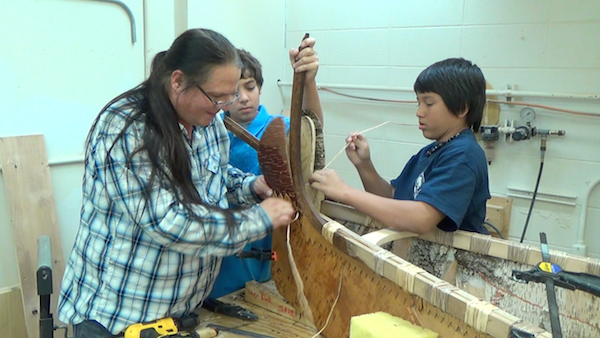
[281,0,600,257]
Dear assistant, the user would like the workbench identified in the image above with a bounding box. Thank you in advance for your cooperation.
[197,281,325,338]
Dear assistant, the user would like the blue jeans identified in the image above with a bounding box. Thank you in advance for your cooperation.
[73,320,122,338]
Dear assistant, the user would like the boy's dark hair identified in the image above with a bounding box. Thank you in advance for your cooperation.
[237,49,264,88]
[414,58,486,132]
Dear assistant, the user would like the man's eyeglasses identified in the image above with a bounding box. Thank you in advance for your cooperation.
[196,85,239,109]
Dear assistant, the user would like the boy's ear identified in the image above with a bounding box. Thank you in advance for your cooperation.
[259,86,262,95]
[458,106,469,118]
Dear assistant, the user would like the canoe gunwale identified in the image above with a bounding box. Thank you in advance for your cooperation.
[321,200,600,276]
[317,214,552,337]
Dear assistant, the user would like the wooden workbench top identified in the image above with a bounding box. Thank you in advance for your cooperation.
[197,286,325,338]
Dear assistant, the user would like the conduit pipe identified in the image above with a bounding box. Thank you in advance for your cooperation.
[276,81,600,101]
[574,176,600,256]
[91,0,137,43]
[486,89,600,101]
[0,156,84,173]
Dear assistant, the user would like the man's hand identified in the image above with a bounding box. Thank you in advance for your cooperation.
[345,132,372,168]
[289,37,319,82]
[252,175,273,200]
[259,198,295,230]
[309,169,354,203]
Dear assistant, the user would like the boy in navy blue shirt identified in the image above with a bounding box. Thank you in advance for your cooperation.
[310,58,490,235]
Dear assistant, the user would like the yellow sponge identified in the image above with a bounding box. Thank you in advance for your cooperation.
[350,312,438,338]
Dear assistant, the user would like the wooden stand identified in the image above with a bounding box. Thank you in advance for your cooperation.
[197,284,322,337]
[244,281,315,327]
[0,135,67,338]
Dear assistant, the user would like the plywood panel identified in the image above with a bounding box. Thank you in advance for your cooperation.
[486,196,513,239]
[0,135,66,338]
[0,286,27,338]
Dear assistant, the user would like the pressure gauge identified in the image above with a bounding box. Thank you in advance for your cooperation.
[520,107,536,122]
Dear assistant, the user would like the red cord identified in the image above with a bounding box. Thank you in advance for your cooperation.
[318,86,600,118]
[477,272,599,331]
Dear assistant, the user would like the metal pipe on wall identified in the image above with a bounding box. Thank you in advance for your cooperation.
[91,0,137,44]
[574,176,600,256]
[0,156,84,173]
[276,81,600,101]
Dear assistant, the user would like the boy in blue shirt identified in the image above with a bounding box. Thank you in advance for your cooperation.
[209,38,322,299]
[310,58,490,235]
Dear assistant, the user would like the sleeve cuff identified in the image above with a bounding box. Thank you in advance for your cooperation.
[244,176,263,204]
[242,204,274,243]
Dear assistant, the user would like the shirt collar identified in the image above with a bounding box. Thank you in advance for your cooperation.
[177,115,219,143]
[426,128,472,157]
[246,105,269,134]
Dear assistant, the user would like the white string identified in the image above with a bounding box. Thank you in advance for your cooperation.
[310,267,344,338]
[429,281,457,313]
[286,224,315,323]
[322,221,344,244]
[395,263,425,294]
[587,257,600,275]
[464,300,498,332]
[323,121,417,169]
[373,250,395,276]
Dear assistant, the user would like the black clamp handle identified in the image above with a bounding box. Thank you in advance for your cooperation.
[235,248,277,261]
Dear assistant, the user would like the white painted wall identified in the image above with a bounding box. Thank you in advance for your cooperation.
[0,0,174,289]
[281,0,600,257]
[1,0,599,291]
[187,0,286,117]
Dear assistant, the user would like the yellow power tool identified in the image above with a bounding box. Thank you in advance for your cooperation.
[124,316,217,338]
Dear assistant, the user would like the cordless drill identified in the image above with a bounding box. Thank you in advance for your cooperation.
[124,314,208,338]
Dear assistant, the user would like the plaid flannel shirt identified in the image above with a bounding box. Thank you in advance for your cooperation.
[58,97,272,334]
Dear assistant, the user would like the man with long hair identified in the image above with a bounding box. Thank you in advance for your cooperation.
[58,29,295,337]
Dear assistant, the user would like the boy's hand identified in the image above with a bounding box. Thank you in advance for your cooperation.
[252,175,273,199]
[289,37,319,82]
[259,198,295,230]
[345,132,371,168]
[309,169,352,203]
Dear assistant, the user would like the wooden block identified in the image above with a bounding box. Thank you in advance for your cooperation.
[485,196,512,239]
[244,281,314,327]
[0,286,27,338]
[391,237,414,259]
[485,205,504,234]
[0,135,66,338]
[452,232,471,250]
[442,260,458,285]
